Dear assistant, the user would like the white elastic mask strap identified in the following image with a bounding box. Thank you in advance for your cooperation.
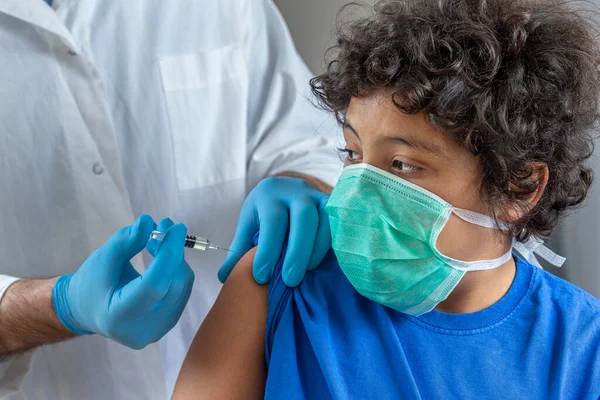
[451,208,512,231]
[512,236,566,269]
[459,248,514,272]
[452,208,566,269]
[438,208,512,272]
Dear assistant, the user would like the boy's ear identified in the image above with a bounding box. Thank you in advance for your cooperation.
[504,162,549,222]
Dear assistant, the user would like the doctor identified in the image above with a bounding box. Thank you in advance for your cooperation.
[0,0,341,399]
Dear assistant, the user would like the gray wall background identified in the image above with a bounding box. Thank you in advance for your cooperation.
[274,0,600,298]
[273,0,374,74]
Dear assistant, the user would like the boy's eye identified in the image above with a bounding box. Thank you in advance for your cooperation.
[337,147,362,162]
[392,159,420,173]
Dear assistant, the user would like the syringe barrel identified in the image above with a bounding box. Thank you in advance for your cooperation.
[149,230,220,252]
[184,234,209,251]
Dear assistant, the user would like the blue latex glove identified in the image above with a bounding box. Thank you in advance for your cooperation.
[52,215,195,349]
[218,176,331,287]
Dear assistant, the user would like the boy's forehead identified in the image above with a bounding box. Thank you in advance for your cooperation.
[345,93,461,154]
[346,92,413,128]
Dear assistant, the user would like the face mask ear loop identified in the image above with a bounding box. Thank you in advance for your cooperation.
[430,208,512,271]
[452,208,566,268]
[450,208,512,231]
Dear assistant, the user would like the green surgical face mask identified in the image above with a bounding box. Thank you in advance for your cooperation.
[326,163,562,316]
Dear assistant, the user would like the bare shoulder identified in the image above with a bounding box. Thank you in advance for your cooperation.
[215,247,268,320]
[227,247,262,289]
[172,247,267,400]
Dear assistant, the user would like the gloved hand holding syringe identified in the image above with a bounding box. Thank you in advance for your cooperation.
[149,230,232,252]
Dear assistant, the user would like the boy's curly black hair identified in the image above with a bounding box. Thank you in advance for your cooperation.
[311,0,600,241]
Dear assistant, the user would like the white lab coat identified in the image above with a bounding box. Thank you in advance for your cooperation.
[0,0,342,398]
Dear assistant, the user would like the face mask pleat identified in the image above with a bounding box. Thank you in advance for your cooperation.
[347,256,465,312]
[328,216,433,260]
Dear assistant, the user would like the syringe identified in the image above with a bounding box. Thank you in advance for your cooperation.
[149,230,231,252]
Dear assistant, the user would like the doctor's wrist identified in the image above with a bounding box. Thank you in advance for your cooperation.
[52,274,93,336]
[0,277,75,358]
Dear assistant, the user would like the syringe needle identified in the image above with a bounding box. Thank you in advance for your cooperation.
[206,243,233,252]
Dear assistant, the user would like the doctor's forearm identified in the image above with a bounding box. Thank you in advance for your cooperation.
[276,171,333,194]
[0,278,74,359]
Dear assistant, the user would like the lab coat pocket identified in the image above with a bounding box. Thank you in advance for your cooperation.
[159,47,248,191]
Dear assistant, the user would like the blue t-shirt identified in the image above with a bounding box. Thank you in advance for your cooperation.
[265,251,600,399]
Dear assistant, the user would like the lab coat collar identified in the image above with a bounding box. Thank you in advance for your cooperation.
[0,0,79,52]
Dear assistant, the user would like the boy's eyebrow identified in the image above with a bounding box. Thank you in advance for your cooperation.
[343,121,361,141]
[344,120,442,154]
[382,135,442,154]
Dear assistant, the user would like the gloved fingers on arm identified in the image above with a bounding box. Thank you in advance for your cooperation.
[253,201,290,284]
[308,196,332,271]
[218,203,259,283]
[146,218,174,256]
[281,198,319,287]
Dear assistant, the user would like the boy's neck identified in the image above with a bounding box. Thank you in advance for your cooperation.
[435,258,517,314]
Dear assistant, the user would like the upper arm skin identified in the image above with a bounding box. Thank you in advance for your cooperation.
[172,248,267,400]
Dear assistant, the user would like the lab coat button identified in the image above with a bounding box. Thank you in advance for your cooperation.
[92,163,104,175]
[68,49,77,56]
